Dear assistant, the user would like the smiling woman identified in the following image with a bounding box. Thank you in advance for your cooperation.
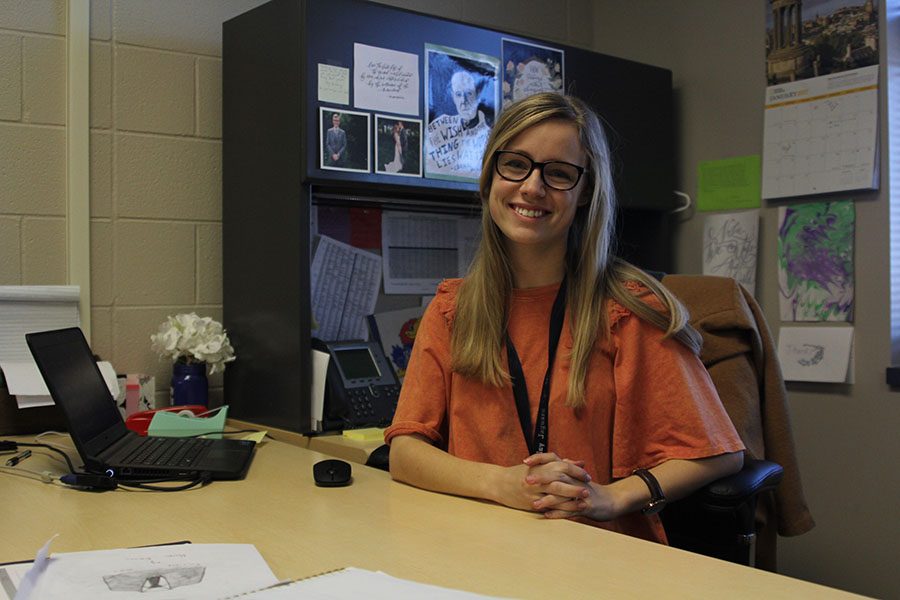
[385,92,745,545]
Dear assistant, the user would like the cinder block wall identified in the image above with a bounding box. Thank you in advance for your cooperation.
[0,0,591,406]
[0,0,268,406]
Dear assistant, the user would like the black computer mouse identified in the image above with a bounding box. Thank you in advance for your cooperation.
[313,459,352,487]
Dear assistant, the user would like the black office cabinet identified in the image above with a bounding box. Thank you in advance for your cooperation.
[223,0,676,432]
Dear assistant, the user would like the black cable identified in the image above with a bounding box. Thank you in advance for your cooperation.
[3,441,77,473]
[116,476,210,492]
[182,428,264,438]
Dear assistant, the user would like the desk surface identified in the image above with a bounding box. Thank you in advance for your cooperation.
[0,436,864,599]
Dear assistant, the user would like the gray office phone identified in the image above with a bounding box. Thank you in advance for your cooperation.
[312,338,400,431]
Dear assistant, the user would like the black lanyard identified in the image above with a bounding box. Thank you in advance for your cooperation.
[506,278,567,455]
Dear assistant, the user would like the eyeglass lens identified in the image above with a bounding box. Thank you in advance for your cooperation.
[495,151,582,190]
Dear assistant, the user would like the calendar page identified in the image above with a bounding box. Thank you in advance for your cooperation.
[762,64,878,200]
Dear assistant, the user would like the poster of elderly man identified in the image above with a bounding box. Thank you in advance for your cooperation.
[424,44,499,183]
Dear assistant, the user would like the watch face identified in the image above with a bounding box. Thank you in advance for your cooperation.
[642,498,667,515]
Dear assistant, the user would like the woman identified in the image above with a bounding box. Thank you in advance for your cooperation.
[384,121,404,173]
[384,93,744,543]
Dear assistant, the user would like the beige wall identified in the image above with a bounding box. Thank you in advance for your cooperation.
[0,0,269,406]
[593,2,899,599]
[3,0,895,597]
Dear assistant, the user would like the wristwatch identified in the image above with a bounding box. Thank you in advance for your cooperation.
[633,468,667,515]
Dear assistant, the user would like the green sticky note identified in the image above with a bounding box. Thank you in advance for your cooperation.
[697,155,761,212]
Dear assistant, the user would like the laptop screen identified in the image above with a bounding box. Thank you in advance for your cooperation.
[26,328,126,452]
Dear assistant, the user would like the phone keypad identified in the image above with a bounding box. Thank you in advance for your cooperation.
[347,385,400,422]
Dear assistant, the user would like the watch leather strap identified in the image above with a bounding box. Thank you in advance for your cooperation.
[633,468,667,515]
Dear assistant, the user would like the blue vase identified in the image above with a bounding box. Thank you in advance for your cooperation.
[171,362,208,407]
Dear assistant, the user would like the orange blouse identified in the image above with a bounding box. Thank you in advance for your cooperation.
[384,279,744,543]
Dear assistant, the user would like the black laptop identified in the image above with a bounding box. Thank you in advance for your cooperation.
[26,327,256,480]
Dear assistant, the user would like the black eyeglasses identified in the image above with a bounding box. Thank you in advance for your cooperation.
[493,150,586,191]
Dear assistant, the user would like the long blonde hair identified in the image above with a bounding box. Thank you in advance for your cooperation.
[451,92,701,408]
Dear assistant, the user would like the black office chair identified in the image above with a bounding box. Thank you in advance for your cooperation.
[662,459,783,565]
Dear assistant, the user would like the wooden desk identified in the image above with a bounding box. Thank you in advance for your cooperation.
[0,436,864,599]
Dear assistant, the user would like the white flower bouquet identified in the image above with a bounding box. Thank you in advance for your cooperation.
[150,313,236,374]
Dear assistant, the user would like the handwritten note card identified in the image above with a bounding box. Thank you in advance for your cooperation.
[318,64,349,105]
[353,43,419,116]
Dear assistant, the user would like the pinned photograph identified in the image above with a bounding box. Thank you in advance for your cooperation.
[374,115,422,178]
[320,107,370,173]
[501,38,564,110]
[424,44,499,183]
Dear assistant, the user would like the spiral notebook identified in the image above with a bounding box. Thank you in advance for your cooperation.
[222,567,508,599]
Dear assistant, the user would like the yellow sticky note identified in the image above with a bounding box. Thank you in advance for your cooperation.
[240,431,267,444]
[342,427,385,443]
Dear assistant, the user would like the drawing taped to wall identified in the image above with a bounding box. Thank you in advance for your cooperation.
[702,210,759,295]
[501,38,564,110]
[778,200,855,321]
[777,325,854,382]
[424,44,499,183]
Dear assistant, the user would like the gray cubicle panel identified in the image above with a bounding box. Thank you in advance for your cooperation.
[222,0,676,432]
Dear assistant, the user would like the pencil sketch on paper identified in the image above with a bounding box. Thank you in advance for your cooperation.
[777,325,853,383]
[791,343,825,367]
[778,201,855,322]
[702,210,759,294]
[103,565,205,592]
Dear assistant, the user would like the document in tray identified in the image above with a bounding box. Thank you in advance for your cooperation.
[310,235,382,341]
[381,212,480,295]
[3,542,278,600]
[222,566,508,599]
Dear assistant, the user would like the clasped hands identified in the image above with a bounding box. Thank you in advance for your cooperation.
[503,452,618,522]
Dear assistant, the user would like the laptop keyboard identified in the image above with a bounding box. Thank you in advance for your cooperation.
[122,437,214,467]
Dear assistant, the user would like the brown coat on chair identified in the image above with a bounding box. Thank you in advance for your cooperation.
[662,274,815,570]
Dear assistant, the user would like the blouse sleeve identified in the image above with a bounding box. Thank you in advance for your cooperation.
[609,307,745,479]
[383,285,456,447]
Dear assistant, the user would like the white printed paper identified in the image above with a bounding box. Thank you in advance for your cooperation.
[762,65,878,199]
[17,543,276,600]
[317,64,349,105]
[353,43,419,116]
[310,235,382,341]
[702,210,759,295]
[381,212,481,295]
[777,326,853,383]
[0,360,119,409]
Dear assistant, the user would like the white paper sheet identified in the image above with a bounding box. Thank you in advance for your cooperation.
[14,543,277,600]
[310,349,329,431]
[226,566,506,599]
[381,212,480,295]
[353,43,419,116]
[310,235,382,341]
[777,326,854,383]
[317,63,349,105]
[1,361,119,409]
[762,65,878,199]
[702,210,759,295]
